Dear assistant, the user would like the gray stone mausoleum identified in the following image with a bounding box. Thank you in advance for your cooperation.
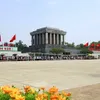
[29,27,80,54]
[30,27,66,53]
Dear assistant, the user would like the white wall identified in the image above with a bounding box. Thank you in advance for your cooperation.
[92,51,100,58]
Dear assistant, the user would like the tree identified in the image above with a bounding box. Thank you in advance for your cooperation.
[65,42,68,45]
[15,40,27,52]
[4,42,8,46]
[98,41,100,43]
[90,42,98,46]
[50,48,65,54]
[80,48,93,54]
[75,43,93,54]
[75,43,84,49]
[65,42,75,48]
[72,42,75,47]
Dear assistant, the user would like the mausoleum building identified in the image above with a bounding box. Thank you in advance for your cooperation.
[30,27,66,53]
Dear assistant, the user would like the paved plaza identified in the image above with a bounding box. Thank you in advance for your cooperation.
[0,60,100,90]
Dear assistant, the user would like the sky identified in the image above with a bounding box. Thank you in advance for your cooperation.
[0,0,100,46]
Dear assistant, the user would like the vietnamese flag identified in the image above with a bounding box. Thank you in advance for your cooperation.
[96,44,100,51]
[96,43,100,47]
[90,43,95,47]
[84,42,89,47]
[89,43,95,50]
[9,34,16,42]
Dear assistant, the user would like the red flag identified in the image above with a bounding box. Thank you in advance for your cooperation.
[84,42,88,47]
[96,44,100,51]
[90,43,95,47]
[0,35,1,42]
[89,43,95,50]
[96,43,100,47]
[9,34,16,42]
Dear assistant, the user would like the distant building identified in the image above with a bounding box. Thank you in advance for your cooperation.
[29,27,80,54]
[91,51,100,58]
[30,27,66,53]
[0,46,29,57]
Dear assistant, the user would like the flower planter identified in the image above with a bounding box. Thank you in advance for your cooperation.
[0,85,71,100]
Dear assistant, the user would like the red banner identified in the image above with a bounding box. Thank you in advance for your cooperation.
[84,42,89,47]
[9,34,16,42]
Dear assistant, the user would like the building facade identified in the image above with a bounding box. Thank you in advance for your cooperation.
[0,46,29,57]
[30,27,66,53]
[91,51,100,58]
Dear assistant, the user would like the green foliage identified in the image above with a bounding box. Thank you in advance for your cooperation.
[66,96,72,100]
[0,86,71,100]
[47,93,51,100]
[0,92,10,100]
[75,41,100,49]
[75,43,84,49]
[80,48,93,54]
[25,94,35,100]
[50,48,65,54]
[15,40,27,52]
[65,42,75,48]
[98,41,100,43]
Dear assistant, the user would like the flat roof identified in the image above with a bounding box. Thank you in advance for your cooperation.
[30,27,66,35]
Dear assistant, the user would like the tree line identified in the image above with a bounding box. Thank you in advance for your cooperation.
[3,40,100,54]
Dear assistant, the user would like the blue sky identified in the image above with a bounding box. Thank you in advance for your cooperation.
[0,0,100,46]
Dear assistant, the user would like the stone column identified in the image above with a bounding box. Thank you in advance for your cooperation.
[34,34,36,45]
[53,33,55,44]
[61,35,63,45]
[42,33,44,44]
[33,35,35,45]
[32,35,35,45]
[45,33,48,44]
[48,33,49,44]
[31,35,33,46]
[57,34,59,45]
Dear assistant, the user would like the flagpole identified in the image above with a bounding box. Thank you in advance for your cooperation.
[0,34,4,48]
[0,34,2,46]
[15,34,16,48]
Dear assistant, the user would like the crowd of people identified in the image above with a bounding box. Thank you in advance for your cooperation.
[0,53,99,61]
[0,55,32,61]
[34,55,97,60]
